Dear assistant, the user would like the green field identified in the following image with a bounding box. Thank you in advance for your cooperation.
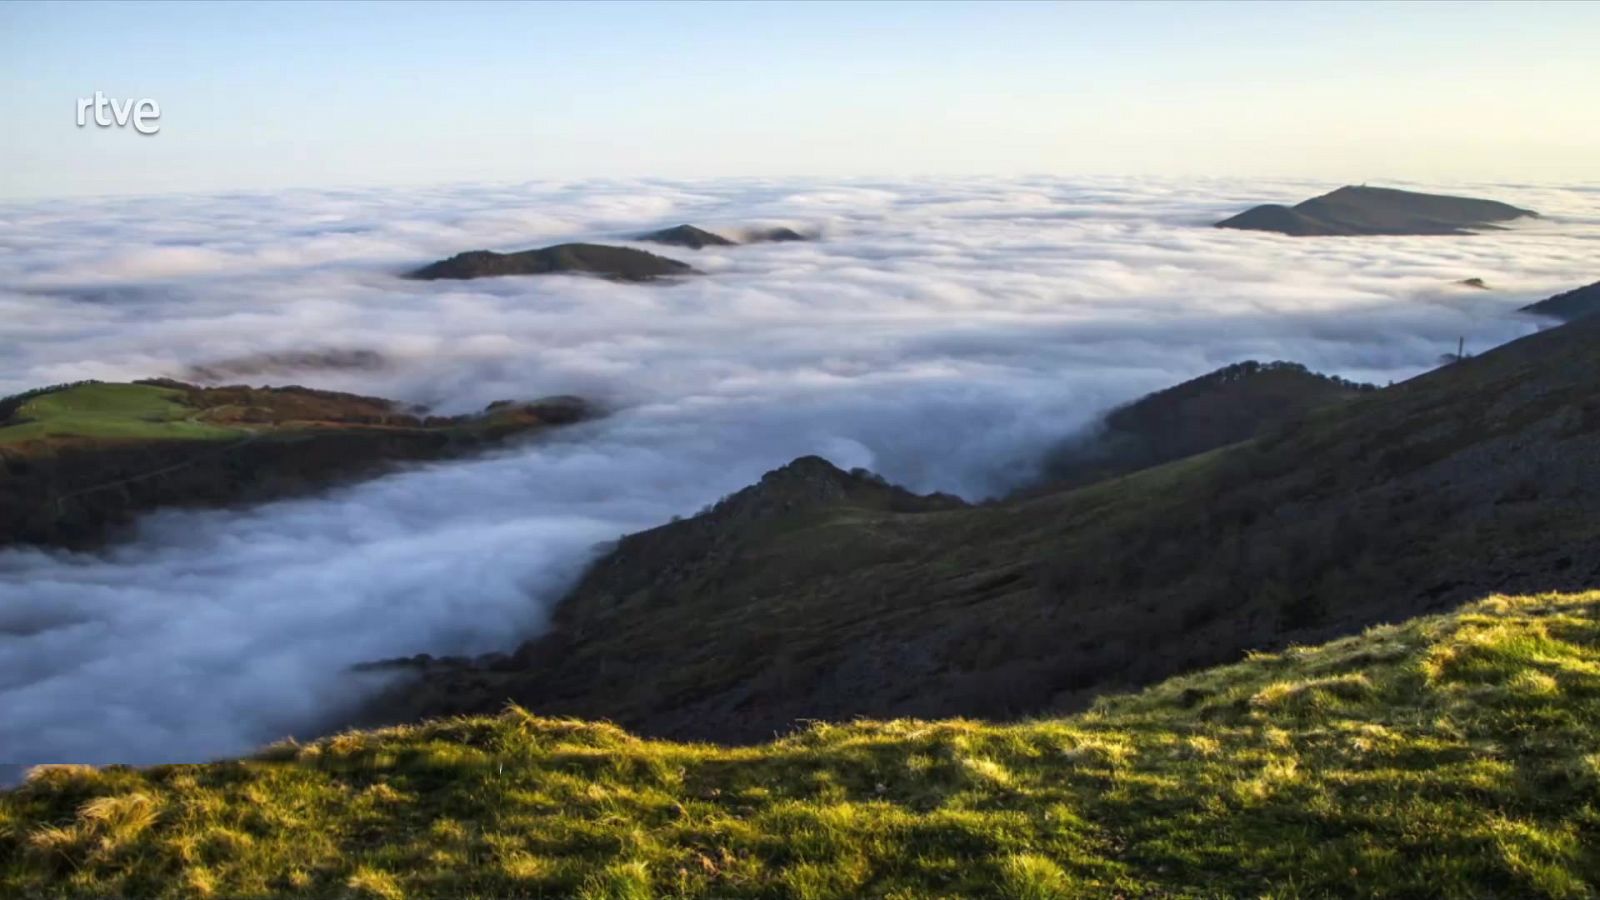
[5,589,1597,898]
[0,383,243,445]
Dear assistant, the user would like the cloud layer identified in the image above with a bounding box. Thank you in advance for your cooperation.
[1,176,1595,766]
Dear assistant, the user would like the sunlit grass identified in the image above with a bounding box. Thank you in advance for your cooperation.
[4,590,1599,897]
[0,383,241,444]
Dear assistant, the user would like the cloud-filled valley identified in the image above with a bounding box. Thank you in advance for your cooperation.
[1,175,1596,767]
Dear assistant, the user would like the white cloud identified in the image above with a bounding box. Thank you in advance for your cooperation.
[0,176,1593,766]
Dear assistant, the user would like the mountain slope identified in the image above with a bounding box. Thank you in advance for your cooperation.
[1216,185,1538,236]
[7,590,1599,898]
[406,243,694,281]
[1523,278,1600,322]
[0,381,593,548]
[1041,360,1374,489]
[386,314,1600,742]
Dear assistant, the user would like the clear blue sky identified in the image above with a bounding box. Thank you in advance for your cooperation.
[2,0,1596,199]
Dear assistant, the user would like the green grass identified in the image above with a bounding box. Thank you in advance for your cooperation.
[0,383,242,444]
[5,591,1600,898]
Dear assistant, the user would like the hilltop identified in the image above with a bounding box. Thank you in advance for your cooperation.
[636,224,737,249]
[1040,360,1374,490]
[5,589,1598,897]
[1216,185,1538,236]
[0,380,592,548]
[386,312,1600,742]
[406,243,694,281]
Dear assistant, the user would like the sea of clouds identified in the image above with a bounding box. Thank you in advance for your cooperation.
[1,175,1596,768]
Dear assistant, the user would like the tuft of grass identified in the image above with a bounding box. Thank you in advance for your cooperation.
[4,591,1600,897]
[998,852,1075,899]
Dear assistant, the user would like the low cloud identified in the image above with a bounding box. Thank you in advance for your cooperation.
[0,176,1592,766]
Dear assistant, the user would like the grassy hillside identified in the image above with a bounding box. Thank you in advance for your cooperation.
[0,383,243,444]
[5,590,1599,898]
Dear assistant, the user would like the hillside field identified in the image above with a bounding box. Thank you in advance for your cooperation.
[5,590,1598,898]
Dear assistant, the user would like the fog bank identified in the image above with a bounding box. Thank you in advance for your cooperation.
[1,176,1593,766]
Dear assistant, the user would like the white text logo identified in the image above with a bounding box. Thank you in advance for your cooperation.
[77,92,160,135]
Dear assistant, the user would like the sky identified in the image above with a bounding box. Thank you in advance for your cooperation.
[1,0,1597,199]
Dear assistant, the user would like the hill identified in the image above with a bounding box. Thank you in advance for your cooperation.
[0,381,592,548]
[1216,186,1538,236]
[5,589,1598,897]
[383,312,1600,742]
[744,226,809,243]
[1523,278,1600,322]
[1041,360,1374,489]
[405,243,694,281]
[635,224,812,248]
[636,224,736,249]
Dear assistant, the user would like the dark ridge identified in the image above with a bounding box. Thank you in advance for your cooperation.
[1039,360,1375,491]
[636,224,735,249]
[1216,185,1538,236]
[375,316,1600,743]
[1522,279,1600,323]
[1457,278,1490,290]
[406,243,695,281]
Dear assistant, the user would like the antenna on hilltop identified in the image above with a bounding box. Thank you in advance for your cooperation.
[1458,336,1465,361]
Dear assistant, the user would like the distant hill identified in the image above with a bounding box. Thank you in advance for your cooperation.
[406,243,694,281]
[11,589,1600,897]
[380,312,1600,743]
[1041,360,1374,490]
[635,223,812,248]
[0,381,593,548]
[1522,278,1600,322]
[743,226,808,243]
[1216,186,1538,236]
[636,224,736,249]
